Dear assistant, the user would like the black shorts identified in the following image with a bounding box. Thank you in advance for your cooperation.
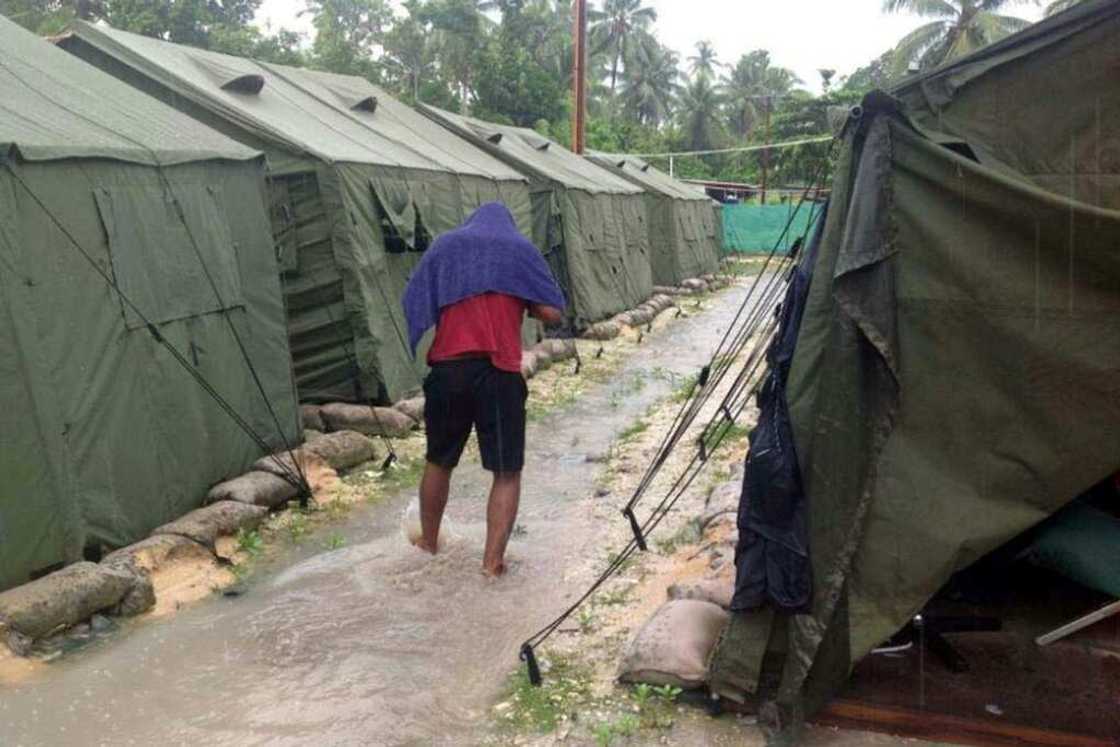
[423,359,528,473]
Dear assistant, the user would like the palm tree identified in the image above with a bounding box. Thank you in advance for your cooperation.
[722,50,801,140]
[588,0,658,97]
[688,40,722,81]
[678,74,724,151]
[1045,0,1085,15]
[620,43,681,126]
[883,0,1035,76]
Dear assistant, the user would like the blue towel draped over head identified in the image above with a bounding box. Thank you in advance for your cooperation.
[402,202,567,354]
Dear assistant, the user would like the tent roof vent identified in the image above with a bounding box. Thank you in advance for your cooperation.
[517,131,551,151]
[221,73,265,94]
[350,95,378,113]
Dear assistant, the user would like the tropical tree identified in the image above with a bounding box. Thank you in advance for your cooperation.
[883,0,1034,76]
[619,42,681,126]
[688,40,722,81]
[1045,0,1085,14]
[422,0,494,112]
[588,0,657,96]
[474,0,567,126]
[304,0,391,79]
[722,49,802,139]
[677,74,724,151]
[381,0,438,101]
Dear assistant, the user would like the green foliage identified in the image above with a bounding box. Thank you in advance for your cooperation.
[3,0,1040,189]
[236,527,264,557]
[593,713,639,745]
[497,652,593,734]
[882,0,1034,76]
[304,0,389,80]
[286,510,310,543]
[474,1,566,126]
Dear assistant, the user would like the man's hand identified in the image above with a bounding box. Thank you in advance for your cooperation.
[529,303,564,327]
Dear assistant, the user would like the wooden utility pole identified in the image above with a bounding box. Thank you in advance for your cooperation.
[571,0,588,154]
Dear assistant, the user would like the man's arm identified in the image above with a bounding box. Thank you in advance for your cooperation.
[528,303,564,327]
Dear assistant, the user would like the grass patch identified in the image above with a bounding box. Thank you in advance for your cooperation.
[604,549,638,574]
[236,528,263,557]
[370,456,425,496]
[286,510,310,544]
[495,652,593,734]
[324,532,346,551]
[654,521,702,556]
[592,713,640,746]
[722,257,768,278]
[670,373,699,403]
[629,683,681,730]
[594,587,631,607]
[618,419,649,443]
[702,421,750,456]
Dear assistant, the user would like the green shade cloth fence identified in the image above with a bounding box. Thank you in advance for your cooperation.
[721,203,820,255]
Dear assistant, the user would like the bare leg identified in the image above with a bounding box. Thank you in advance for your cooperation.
[416,462,451,554]
[483,471,521,576]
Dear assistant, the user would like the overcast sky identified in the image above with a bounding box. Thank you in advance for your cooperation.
[254,0,1047,93]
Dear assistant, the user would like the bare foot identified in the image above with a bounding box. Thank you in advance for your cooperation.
[411,536,439,555]
[481,562,507,578]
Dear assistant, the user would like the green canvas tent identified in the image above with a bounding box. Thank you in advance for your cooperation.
[0,15,299,592]
[711,0,1120,736]
[586,153,722,286]
[59,22,535,404]
[420,106,655,328]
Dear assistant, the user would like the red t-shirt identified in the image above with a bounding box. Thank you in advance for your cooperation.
[428,292,527,373]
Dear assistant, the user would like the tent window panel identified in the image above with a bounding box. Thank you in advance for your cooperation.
[94,185,245,331]
[370,181,430,254]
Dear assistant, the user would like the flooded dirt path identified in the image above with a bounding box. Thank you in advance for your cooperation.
[1,284,757,747]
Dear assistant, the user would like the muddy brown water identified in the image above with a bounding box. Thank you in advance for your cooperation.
[1,284,762,747]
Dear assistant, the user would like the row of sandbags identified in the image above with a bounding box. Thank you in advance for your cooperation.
[581,293,678,342]
[617,476,741,691]
[582,273,734,342]
[0,430,379,655]
[300,338,581,438]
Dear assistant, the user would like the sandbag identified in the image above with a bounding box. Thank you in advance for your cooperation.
[153,501,268,550]
[618,599,729,689]
[543,338,578,362]
[613,311,636,327]
[300,404,325,432]
[628,308,654,327]
[207,470,300,509]
[582,321,621,341]
[395,397,425,424]
[681,278,708,293]
[102,534,212,577]
[301,430,376,470]
[668,576,734,610]
[532,346,553,371]
[520,351,539,379]
[0,562,141,640]
[320,403,416,438]
[251,449,318,480]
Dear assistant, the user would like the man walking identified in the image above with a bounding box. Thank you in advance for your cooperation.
[402,203,565,576]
